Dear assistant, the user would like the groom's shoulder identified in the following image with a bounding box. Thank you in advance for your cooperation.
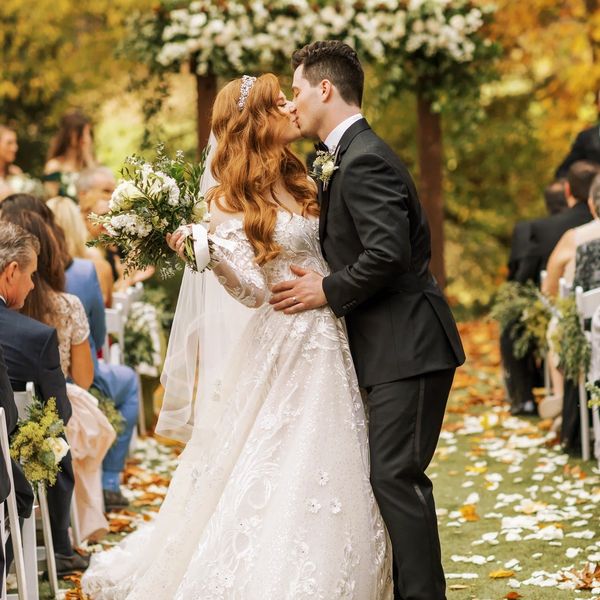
[346,127,410,174]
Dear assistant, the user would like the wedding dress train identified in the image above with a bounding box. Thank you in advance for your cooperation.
[82,211,391,599]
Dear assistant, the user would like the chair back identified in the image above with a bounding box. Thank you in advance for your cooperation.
[103,303,125,365]
[559,277,572,299]
[129,281,144,303]
[111,292,131,317]
[0,407,29,599]
[13,383,35,421]
[575,285,600,321]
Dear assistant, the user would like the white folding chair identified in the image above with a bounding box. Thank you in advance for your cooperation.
[103,303,125,366]
[1,408,29,600]
[111,292,131,318]
[12,387,61,599]
[128,282,144,303]
[559,277,572,299]
[575,286,600,461]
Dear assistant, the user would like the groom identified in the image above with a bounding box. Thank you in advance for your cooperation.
[271,41,465,600]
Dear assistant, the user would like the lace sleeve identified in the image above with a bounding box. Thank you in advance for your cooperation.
[65,293,91,345]
[208,221,268,308]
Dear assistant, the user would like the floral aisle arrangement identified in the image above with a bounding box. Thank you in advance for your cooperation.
[490,281,552,361]
[552,297,591,384]
[10,397,69,486]
[124,301,164,378]
[89,387,126,439]
[89,144,210,278]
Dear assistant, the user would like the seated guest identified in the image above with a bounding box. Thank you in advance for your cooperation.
[517,161,597,286]
[44,111,96,200]
[0,344,34,590]
[0,221,86,574]
[47,195,114,306]
[80,193,155,290]
[543,173,600,296]
[76,166,116,204]
[539,174,600,420]
[1,194,139,511]
[3,210,116,541]
[0,125,22,202]
[555,90,600,179]
[502,164,598,415]
[508,181,568,282]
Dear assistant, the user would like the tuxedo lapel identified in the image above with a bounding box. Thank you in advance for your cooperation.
[318,118,371,250]
[318,181,330,246]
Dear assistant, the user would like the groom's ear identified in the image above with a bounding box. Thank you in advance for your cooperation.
[319,80,333,103]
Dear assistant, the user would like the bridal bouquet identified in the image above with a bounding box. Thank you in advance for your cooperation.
[10,397,69,486]
[89,145,210,278]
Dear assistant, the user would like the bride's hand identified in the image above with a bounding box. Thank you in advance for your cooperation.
[166,226,191,260]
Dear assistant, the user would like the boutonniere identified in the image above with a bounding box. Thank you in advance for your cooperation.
[310,150,339,190]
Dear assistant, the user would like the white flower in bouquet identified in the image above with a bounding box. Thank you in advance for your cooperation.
[47,437,70,464]
[89,143,211,278]
[110,180,144,211]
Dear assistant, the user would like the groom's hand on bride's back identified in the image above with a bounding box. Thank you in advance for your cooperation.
[270,265,327,314]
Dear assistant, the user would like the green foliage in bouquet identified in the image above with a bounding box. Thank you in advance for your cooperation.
[552,297,591,383]
[88,144,210,278]
[89,387,126,439]
[489,281,552,360]
[10,397,68,486]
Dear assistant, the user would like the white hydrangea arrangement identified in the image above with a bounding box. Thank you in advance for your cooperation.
[89,145,210,278]
[124,301,164,377]
[148,0,495,86]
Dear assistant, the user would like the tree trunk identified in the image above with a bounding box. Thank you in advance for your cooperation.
[416,90,446,289]
[195,72,217,158]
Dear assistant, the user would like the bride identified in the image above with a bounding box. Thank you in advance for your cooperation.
[82,73,391,599]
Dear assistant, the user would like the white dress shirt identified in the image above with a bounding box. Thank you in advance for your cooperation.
[324,113,364,152]
[0,294,6,306]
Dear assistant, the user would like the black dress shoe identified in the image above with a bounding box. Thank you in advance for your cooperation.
[511,400,538,416]
[55,551,90,576]
[103,488,129,511]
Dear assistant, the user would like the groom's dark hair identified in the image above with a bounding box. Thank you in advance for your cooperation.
[292,41,364,108]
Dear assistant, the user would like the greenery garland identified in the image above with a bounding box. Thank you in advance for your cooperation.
[585,382,600,408]
[89,387,126,439]
[489,281,552,361]
[10,397,68,486]
[552,297,591,383]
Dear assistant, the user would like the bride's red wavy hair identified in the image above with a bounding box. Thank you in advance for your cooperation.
[207,73,318,265]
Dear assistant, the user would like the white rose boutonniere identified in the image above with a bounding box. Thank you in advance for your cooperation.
[310,150,339,189]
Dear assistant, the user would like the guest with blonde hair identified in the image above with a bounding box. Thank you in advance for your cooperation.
[47,195,113,306]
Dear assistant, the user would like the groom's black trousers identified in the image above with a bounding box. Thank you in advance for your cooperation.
[367,368,455,600]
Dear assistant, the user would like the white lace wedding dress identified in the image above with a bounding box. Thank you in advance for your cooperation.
[82,211,392,599]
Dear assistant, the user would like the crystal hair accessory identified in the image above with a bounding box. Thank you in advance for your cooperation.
[237,75,257,111]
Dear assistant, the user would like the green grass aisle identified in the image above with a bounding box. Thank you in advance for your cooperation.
[435,322,600,599]
[33,321,599,599]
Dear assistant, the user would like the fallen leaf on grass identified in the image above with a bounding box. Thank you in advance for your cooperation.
[109,518,135,533]
[505,592,523,599]
[459,504,480,522]
[489,569,515,579]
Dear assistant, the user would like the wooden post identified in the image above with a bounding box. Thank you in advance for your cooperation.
[416,88,446,289]
[195,71,217,158]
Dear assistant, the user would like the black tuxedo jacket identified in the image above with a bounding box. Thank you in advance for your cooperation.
[320,119,465,387]
[0,300,71,424]
[555,124,600,179]
[516,202,592,286]
[508,220,533,282]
